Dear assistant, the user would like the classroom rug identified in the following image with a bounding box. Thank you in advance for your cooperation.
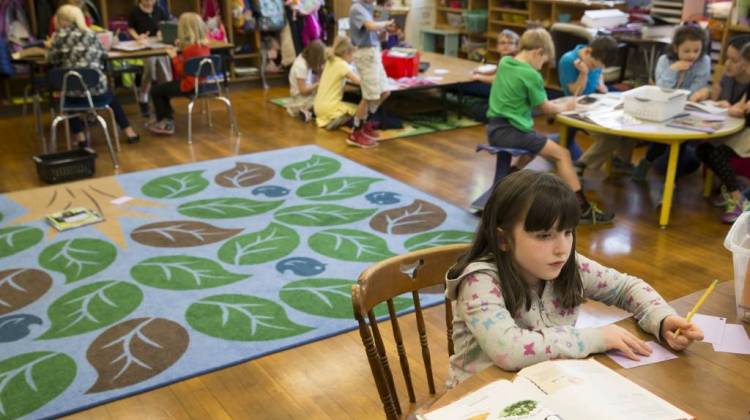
[270,97,481,140]
[0,145,477,420]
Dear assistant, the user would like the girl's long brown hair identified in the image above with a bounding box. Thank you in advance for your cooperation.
[448,170,584,315]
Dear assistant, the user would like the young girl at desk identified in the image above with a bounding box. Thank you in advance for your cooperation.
[445,170,703,385]
[697,36,750,223]
[633,25,711,190]
[148,13,209,135]
[128,0,172,117]
[48,5,140,145]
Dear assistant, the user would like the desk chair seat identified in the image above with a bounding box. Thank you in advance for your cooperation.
[352,243,470,420]
[47,68,119,168]
[183,55,239,144]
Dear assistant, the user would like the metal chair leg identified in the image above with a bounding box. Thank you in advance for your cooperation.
[49,115,65,153]
[64,118,71,151]
[217,96,239,136]
[106,106,121,152]
[22,85,32,116]
[187,100,195,144]
[205,98,213,128]
[94,114,119,169]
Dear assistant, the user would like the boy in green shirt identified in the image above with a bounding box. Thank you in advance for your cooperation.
[486,28,614,224]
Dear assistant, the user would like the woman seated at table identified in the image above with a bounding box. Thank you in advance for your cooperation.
[48,5,140,145]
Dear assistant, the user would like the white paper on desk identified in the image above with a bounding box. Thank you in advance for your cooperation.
[606,341,678,368]
[585,109,642,130]
[690,313,726,345]
[433,68,450,75]
[424,76,443,82]
[686,110,726,122]
[575,300,632,329]
[713,324,750,354]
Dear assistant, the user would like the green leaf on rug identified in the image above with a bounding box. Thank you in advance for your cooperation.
[0,226,43,259]
[218,223,299,265]
[279,278,413,318]
[39,281,143,339]
[186,294,313,341]
[38,238,117,284]
[404,230,475,251]
[274,204,376,226]
[141,170,209,199]
[281,154,341,180]
[296,177,381,201]
[0,351,76,419]
[308,229,396,262]
[131,256,249,290]
[0,212,3,224]
[87,318,189,393]
[178,198,284,219]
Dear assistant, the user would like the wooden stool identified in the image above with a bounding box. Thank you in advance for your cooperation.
[421,28,461,57]
[471,144,535,211]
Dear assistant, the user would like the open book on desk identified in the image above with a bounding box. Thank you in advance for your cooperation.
[111,40,170,52]
[421,359,692,420]
[666,114,724,133]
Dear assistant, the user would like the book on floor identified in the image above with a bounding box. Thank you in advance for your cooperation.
[421,359,692,420]
[46,207,104,231]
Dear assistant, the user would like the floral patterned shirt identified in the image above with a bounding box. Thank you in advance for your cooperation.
[47,26,107,97]
[444,253,677,387]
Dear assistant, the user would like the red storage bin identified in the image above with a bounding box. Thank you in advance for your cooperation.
[381,51,420,78]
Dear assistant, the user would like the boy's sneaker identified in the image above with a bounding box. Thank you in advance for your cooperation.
[580,203,615,224]
[148,119,175,135]
[138,102,150,118]
[722,195,750,224]
[362,120,380,139]
[574,161,586,179]
[632,159,651,183]
[347,129,378,149]
[710,185,729,208]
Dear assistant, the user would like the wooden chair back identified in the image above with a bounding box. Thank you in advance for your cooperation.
[351,243,470,419]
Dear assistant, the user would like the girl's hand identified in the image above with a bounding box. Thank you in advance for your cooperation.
[166,47,177,58]
[670,60,692,71]
[601,324,653,360]
[716,100,731,108]
[660,315,703,351]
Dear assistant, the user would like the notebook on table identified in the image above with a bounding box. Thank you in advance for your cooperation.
[421,359,692,420]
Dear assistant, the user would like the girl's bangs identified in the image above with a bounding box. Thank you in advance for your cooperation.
[523,181,580,232]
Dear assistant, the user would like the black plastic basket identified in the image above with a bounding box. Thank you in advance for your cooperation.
[33,148,97,184]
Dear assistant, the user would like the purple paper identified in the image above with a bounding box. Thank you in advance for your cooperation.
[713,324,750,355]
[691,313,726,345]
[606,341,678,368]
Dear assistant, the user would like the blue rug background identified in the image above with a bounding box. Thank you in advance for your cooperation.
[0,145,477,419]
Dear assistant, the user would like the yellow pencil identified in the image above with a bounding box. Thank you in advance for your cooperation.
[675,279,719,337]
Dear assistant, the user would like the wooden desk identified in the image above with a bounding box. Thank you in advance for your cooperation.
[556,107,745,227]
[424,282,750,419]
[415,52,477,87]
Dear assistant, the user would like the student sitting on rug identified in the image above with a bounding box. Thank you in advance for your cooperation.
[557,35,635,179]
[445,170,702,385]
[485,28,614,224]
[286,40,326,123]
[148,13,210,135]
[48,5,140,145]
[314,37,363,140]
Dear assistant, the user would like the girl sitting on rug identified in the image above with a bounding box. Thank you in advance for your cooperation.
[313,36,361,134]
[286,40,326,122]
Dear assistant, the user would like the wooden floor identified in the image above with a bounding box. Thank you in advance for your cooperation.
[0,86,737,419]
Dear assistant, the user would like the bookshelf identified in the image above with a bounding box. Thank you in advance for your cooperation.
[434,0,487,59]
